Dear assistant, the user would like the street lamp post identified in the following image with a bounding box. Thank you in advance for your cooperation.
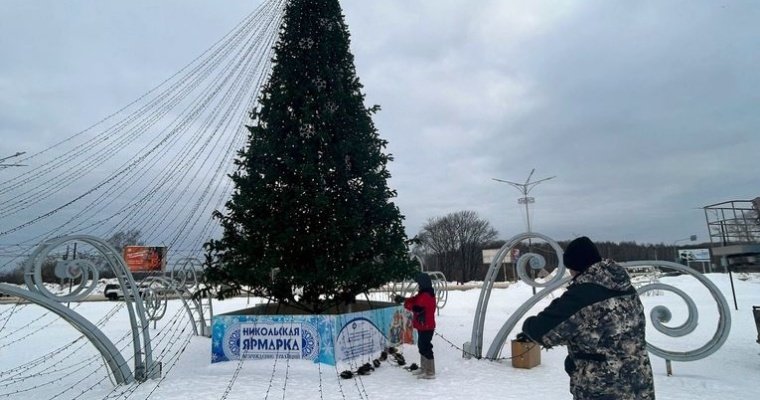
[492,169,555,235]
[493,169,555,294]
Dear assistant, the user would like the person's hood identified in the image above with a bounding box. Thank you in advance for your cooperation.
[415,272,433,291]
[573,260,633,292]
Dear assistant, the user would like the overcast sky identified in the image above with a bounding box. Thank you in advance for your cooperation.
[1,0,758,246]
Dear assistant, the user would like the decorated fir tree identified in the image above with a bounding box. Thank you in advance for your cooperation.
[204,0,416,313]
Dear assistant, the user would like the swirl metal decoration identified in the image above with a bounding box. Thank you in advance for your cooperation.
[24,244,100,303]
[0,283,134,384]
[467,232,564,358]
[138,275,201,336]
[171,258,202,289]
[389,251,450,311]
[428,271,449,311]
[389,279,418,301]
[139,277,169,322]
[466,232,732,363]
[402,248,450,310]
[621,260,731,362]
[132,258,212,337]
[170,257,214,336]
[388,251,426,302]
[21,235,160,381]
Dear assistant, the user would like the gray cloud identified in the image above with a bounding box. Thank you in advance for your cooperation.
[344,0,760,244]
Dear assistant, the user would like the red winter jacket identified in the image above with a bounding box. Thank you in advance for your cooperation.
[403,291,436,331]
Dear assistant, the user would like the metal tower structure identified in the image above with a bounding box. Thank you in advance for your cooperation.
[492,169,555,234]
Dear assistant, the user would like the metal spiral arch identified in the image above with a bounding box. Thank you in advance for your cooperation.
[467,231,566,358]
[173,257,213,337]
[189,287,214,337]
[22,235,160,382]
[0,283,134,384]
[140,258,212,337]
[406,248,449,311]
[621,260,731,362]
[171,257,202,290]
[428,271,449,311]
[390,272,450,311]
[470,242,731,362]
[139,276,200,336]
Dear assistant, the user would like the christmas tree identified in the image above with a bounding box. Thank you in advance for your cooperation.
[204,0,416,313]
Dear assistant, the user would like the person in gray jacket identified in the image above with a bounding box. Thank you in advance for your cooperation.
[518,236,655,400]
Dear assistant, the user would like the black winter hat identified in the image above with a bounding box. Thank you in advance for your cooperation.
[563,236,602,272]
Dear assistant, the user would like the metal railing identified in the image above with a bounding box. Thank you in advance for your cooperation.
[703,199,760,246]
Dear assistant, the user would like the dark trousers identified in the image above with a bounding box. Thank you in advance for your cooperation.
[417,330,434,359]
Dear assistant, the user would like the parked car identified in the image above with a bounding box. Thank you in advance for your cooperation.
[103,282,150,301]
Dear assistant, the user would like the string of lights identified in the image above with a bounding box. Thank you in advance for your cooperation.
[317,359,325,400]
[0,319,137,398]
[137,3,282,247]
[62,304,191,400]
[101,312,194,400]
[219,356,246,400]
[263,328,281,400]
[0,303,20,334]
[4,1,283,278]
[0,303,26,319]
[0,0,267,200]
[335,313,370,400]
[0,303,81,350]
[0,0,285,267]
[140,327,195,399]
[331,355,348,400]
[62,0,282,262]
[279,316,297,400]
[34,299,189,400]
[162,11,282,252]
[0,303,124,380]
[434,331,537,361]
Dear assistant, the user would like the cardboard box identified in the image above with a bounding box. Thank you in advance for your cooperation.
[511,340,541,369]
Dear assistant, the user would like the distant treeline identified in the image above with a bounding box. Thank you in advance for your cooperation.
[424,239,714,283]
[0,237,719,285]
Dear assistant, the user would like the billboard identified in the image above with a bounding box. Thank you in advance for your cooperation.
[482,248,519,264]
[678,248,710,262]
[123,246,167,272]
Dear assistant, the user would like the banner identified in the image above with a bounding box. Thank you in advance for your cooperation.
[211,305,413,365]
[123,246,166,272]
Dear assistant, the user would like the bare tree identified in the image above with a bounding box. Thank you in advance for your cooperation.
[105,229,144,253]
[418,210,498,282]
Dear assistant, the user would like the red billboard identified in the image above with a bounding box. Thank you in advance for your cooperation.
[123,246,167,272]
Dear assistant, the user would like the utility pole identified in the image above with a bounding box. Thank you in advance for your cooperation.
[0,152,26,169]
[493,169,555,293]
[492,169,556,235]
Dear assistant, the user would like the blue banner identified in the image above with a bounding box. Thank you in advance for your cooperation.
[211,304,413,365]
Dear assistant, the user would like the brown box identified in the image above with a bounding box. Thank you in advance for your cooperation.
[511,340,541,369]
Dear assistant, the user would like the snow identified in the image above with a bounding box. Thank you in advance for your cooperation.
[1,273,758,399]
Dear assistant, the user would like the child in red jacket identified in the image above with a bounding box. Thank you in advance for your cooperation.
[395,272,437,379]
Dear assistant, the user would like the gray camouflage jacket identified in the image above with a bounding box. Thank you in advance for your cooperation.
[522,260,655,400]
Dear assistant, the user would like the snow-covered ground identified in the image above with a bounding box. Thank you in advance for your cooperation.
[1,273,758,399]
